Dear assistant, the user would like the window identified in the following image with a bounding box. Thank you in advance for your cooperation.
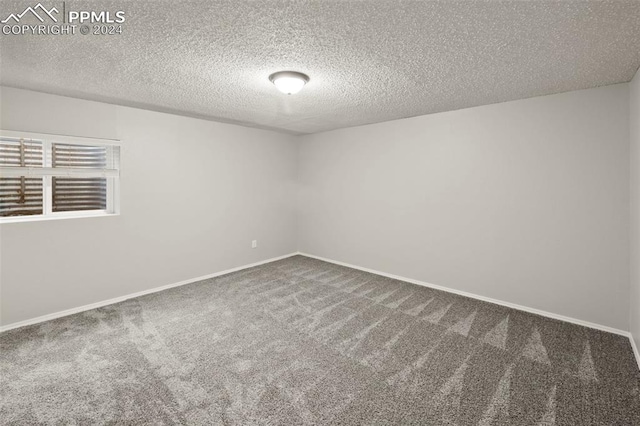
[0,131,120,222]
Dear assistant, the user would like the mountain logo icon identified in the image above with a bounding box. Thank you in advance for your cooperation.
[2,3,59,24]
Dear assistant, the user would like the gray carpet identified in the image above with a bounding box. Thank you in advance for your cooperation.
[1,255,639,425]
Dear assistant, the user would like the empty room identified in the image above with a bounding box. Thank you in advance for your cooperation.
[1,1,639,424]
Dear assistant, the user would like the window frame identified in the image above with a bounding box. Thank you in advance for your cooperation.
[0,130,121,224]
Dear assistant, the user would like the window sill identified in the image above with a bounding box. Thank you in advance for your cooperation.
[0,211,119,224]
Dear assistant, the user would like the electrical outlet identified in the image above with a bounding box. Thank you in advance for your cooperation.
[252,240,257,249]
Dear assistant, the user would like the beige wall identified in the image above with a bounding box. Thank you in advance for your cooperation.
[0,87,298,326]
[631,69,640,349]
[298,84,630,330]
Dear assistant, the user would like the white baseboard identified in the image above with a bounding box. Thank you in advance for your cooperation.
[297,252,629,337]
[298,252,640,370]
[630,334,640,372]
[3,250,638,372]
[0,252,298,333]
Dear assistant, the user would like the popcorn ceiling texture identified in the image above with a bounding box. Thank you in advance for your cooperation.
[1,1,639,134]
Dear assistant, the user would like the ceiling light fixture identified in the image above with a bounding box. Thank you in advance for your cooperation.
[269,71,310,95]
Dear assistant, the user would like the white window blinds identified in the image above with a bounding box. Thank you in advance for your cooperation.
[0,138,44,217]
[0,134,120,220]
[52,144,110,212]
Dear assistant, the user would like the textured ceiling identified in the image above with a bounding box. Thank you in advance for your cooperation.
[1,1,640,135]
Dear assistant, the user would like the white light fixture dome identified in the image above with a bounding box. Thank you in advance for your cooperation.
[269,71,310,95]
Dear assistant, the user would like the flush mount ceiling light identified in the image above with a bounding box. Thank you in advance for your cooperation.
[269,71,310,95]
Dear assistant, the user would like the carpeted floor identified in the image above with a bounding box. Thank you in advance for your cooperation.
[1,255,639,425]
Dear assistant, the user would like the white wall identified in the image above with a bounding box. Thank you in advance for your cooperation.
[1,83,633,333]
[0,87,298,326]
[631,69,640,348]
[298,84,630,330]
